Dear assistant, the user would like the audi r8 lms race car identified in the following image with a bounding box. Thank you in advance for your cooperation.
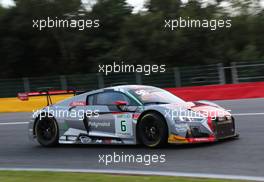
[29,85,239,148]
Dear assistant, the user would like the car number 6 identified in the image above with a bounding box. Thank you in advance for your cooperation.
[121,120,127,132]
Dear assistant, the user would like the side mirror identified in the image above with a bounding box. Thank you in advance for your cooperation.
[113,100,128,106]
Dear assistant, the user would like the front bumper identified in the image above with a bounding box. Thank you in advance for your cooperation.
[168,133,239,144]
[168,116,238,144]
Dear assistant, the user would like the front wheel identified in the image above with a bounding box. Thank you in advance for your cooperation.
[137,113,168,148]
[35,116,59,147]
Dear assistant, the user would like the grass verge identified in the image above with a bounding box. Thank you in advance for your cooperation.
[0,171,251,182]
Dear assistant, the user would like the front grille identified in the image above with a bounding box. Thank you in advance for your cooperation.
[214,117,235,139]
[187,126,210,138]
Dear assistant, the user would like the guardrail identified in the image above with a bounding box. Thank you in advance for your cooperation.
[0,61,263,98]
[230,61,264,83]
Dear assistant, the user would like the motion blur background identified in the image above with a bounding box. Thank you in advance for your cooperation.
[0,0,263,97]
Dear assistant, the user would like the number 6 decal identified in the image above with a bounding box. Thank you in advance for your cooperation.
[121,120,127,132]
[115,114,133,136]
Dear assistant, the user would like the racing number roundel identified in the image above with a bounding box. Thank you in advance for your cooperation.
[115,114,133,136]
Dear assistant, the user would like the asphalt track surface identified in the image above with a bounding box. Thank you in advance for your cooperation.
[0,98,264,178]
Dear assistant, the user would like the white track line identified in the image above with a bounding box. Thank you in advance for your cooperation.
[0,168,263,181]
[232,113,264,116]
[0,122,29,125]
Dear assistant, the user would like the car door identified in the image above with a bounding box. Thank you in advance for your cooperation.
[86,91,137,139]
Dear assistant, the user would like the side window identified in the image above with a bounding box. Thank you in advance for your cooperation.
[95,92,129,105]
[87,95,95,105]
[87,92,139,106]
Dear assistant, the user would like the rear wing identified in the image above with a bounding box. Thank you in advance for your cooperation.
[17,89,75,106]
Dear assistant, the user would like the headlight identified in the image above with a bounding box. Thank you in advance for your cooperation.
[178,116,206,122]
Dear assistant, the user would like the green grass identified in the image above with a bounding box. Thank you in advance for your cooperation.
[0,171,251,182]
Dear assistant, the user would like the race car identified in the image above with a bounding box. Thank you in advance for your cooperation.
[28,85,239,148]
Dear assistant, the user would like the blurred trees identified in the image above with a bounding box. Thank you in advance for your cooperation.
[0,0,263,78]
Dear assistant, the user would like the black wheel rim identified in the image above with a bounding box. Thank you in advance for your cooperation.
[142,117,160,142]
[37,119,56,141]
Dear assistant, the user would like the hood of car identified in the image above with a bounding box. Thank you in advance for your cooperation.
[187,101,231,117]
[150,101,231,118]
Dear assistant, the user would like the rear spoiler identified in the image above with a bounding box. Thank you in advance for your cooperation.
[17,90,75,106]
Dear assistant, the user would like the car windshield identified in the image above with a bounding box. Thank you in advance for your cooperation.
[128,87,186,105]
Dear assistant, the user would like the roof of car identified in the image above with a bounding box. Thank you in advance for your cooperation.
[107,85,156,90]
[76,85,158,97]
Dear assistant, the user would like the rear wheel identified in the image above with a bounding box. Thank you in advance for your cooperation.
[35,116,59,147]
[137,113,168,148]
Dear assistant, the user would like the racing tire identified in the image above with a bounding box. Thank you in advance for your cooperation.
[137,112,168,148]
[35,116,59,147]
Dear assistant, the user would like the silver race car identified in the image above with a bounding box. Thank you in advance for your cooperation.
[29,85,238,148]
